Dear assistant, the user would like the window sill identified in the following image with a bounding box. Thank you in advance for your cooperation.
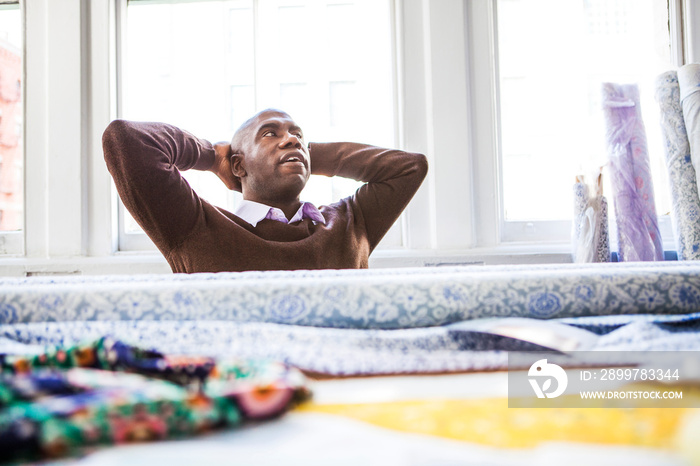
[0,253,172,277]
[0,245,578,276]
[370,244,575,268]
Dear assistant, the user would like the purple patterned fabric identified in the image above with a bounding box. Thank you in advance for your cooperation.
[602,83,663,262]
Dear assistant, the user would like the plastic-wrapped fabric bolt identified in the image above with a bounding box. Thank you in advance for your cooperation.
[654,70,700,260]
[572,174,610,263]
[572,178,589,260]
[601,82,664,262]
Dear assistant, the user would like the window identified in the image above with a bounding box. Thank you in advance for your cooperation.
[0,0,698,275]
[0,1,22,255]
[119,0,399,250]
[498,0,672,221]
[470,0,679,248]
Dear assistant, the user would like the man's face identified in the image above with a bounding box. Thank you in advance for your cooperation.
[235,111,310,204]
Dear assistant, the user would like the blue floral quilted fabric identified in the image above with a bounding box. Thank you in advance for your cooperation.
[1,262,700,329]
[1,313,699,376]
[655,70,700,259]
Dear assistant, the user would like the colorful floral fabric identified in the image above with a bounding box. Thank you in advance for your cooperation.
[0,337,310,462]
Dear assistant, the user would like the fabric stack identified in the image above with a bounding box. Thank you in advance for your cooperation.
[0,337,310,462]
[654,66,700,260]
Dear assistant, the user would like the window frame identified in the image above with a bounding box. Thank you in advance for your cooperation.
[115,0,407,253]
[0,0,698,275]
[0,1,22,255]
[18,0,119,270]
[23,0,94,259]
[466,0,687,252]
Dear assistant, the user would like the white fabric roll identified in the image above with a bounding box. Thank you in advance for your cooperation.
[572,177,610,263]
[679,64,700,190]
[655,70,700,260]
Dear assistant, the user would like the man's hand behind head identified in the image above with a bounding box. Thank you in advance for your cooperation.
[211,141,242,192]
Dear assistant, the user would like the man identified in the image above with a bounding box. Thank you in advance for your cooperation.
[102,109,428,273]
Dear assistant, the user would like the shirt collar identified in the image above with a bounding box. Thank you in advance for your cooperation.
[234,199,325,227]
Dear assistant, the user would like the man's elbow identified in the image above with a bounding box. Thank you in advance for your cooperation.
[103,119,128,151]
[103,118,131,142]
[410,152,429,181]
[102,119,143,165]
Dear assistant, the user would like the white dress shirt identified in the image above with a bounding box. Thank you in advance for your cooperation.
[234,199,326,227]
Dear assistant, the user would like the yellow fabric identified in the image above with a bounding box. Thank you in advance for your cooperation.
[299,397,693,449]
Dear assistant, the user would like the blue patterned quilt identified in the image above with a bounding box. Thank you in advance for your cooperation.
[0,312,698,376]
[0,262,699,375]
[1,262,700,328]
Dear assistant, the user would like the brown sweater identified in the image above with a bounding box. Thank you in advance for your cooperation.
[102,120,428,273]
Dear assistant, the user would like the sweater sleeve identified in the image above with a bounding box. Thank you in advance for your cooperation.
[309,142,428,251]
[102,119,216,252]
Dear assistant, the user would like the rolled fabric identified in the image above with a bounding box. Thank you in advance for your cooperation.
[597,195,610,262]
[571,177,589,259]
[679,64,700,186]
[602,82,664,262]
[572,175,610,263]
[654,70,700,260]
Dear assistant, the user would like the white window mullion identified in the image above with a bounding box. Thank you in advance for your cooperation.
[669,0,684,67]
[466,0,502,249]
[87,0,118,256]
[424,0,473,251]
[307,2,328,137]
[23,0,49,258]
[683,0,700,63]
[46,0,85,257]
[399,0,434,250]
[254,0,276,110]
[401,0,477,252]
[51,0,85,257]
[26,0,87,258]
